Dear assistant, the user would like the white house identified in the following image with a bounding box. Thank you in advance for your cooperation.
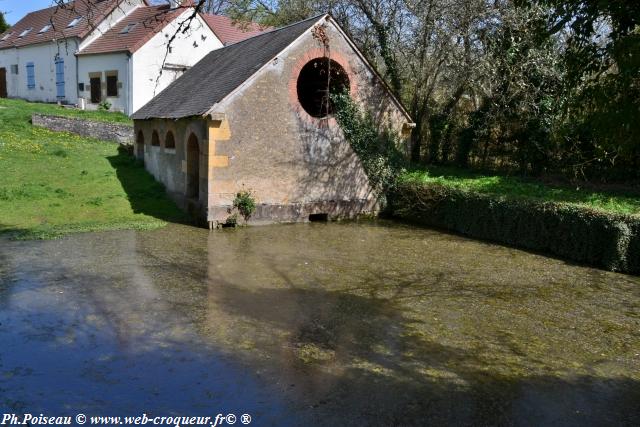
[0,0,266,115]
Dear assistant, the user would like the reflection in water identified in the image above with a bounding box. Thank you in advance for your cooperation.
[0,221,639,425]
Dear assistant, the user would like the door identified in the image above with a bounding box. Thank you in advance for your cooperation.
[55,58,65,100]
[186,133,200,200]
[0,68,7,98]
[136,131,145,160]
[90,77,101,104]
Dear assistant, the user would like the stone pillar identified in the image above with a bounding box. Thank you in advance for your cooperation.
[206,114,232,223]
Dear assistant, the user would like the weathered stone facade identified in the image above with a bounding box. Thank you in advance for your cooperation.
[133,17,413,226]
[32,113,134,144]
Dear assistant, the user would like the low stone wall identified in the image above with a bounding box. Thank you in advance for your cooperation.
[209,200,378,226]
[387,182,640,275]
[32,114,134,145]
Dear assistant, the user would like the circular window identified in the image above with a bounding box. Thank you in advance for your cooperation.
[296,58,350,118]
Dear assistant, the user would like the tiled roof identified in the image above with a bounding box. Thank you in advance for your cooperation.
[0,0,123,50]
[132,15,323,119]
[78,4,183,55]
[201,14,270,45]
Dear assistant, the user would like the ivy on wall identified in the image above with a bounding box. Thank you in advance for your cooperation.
[331,92,406,195]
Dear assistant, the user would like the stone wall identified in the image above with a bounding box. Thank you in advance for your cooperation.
[32,114,134,145]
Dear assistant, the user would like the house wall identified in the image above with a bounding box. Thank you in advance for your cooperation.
[203,19,411,224]
[77,52,130,113]
[131,11,222,115]
[133,118,209,217]
[0,40,79,104]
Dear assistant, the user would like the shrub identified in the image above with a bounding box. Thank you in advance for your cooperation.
[224,213,239,227]
[627,222,640,275]
[233,189,256,222]
[98,101,112,111]
[388,181,640,274]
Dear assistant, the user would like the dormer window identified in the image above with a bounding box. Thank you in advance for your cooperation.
[119,23,136,34]
[18,28,33,38]
[67,17,82,28]
[38,24,52,34]
[1,32,12,41]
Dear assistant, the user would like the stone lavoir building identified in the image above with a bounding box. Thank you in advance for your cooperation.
[132,14,414,226]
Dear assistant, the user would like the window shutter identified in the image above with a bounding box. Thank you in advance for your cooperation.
[26,63,35,89]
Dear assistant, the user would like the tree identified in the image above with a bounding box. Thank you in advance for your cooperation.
[44,0,640,181]
[0,11,10,34]
[462,3,564,173]
[539,0,640,179]
[222,0,639,178]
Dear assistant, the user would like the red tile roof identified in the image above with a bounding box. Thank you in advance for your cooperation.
[201,14,270,45]
[78,4,183,55]
[0,0,124,50]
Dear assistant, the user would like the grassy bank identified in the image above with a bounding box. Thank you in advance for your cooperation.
[402,166,640,216]
[0,98,185,240]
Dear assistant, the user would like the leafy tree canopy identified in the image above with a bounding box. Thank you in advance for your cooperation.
[0,12,10,34]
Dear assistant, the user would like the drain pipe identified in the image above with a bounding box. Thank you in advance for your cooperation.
[126,52,132,116]
[74,39,81,108]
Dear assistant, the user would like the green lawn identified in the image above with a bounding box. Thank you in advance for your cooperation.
[0,98,185,239]
[402,166,640,216]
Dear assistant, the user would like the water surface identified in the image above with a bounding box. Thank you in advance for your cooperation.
[1,221,639,425]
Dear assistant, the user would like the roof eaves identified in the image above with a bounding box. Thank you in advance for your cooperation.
[77,48,130,56]
[0,35,82,51]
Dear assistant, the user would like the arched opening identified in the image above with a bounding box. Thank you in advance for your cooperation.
[186,133,199,200]
[309,213,329,222]
[165,131,175,149]
[297,57,350,118]
[136,130,144,159]
[151,130,160,146]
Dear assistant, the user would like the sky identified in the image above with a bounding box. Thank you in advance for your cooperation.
[2,1,58,25]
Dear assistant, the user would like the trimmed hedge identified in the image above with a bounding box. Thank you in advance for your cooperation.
[388,182,640,274]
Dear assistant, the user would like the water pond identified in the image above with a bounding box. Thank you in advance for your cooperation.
[1,221,638,425]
